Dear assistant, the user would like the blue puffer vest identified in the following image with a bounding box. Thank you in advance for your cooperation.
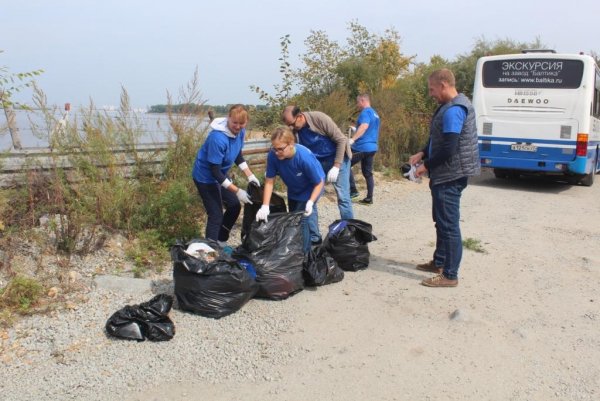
[428,94,480,185]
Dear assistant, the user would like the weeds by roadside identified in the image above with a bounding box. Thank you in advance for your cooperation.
[462,237,487,253]
[0,74,210,326]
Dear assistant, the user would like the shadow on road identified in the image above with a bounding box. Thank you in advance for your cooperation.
[368,254,431,282]
[470,167,576,194]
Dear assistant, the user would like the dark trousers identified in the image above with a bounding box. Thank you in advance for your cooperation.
[430,177,468,280]
[349,151,376,198]
[194,180,241,242]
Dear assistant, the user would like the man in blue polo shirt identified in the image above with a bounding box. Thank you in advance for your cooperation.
[282,106,354,220]
[348,94,380,204]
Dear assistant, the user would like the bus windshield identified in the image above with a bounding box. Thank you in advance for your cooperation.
[482,58,584,89]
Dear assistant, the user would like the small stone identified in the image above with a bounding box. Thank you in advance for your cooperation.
[449,309,467,321]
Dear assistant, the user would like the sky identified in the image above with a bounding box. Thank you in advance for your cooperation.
[2,0,599,110]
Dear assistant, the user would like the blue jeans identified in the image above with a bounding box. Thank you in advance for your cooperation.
[430,177,468,280]
[349,151,376,199]
[288,199,320,253]
[194,180,240,242]
[319,156,354,220]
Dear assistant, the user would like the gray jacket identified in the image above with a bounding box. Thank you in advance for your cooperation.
[428,94,480,185]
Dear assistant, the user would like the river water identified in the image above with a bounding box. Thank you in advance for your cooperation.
[1,108,208,151]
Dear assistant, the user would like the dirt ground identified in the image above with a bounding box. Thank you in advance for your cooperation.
[130,168,600,401]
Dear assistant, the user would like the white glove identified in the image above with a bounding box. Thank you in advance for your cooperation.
[236,189,253,204]
[403,165,422,183]
[247,174,260,186]
[327,166,340,183]
[255,205,270,222]
[304,200,314,217]
[347,126,356,135]
[349,138,355,145]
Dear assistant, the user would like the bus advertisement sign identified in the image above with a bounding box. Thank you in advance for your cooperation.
[483,59,584,89]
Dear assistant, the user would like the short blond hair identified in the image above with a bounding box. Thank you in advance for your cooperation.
[429,69,456,87]
[228,104,248,123]
[270,126,296,144]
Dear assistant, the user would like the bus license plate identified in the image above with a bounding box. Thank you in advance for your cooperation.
[511,143,537,152]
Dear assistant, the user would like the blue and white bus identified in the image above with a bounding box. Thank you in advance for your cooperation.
[473,51,600,186]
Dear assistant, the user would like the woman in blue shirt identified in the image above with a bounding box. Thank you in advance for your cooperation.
[255,126,325,252]
[192,104,260,245]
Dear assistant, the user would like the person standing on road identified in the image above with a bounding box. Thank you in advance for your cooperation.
[192,104,260,245]
[348,93,380,205]
[409,68,480,287]
[281,105,354,220]
[255,126,325,252]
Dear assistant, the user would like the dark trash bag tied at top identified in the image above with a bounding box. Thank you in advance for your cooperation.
[241,182,287,242]
[105,294,175,342]
[241,212,305,300]
[324,219,377,272]
[303,244,344,286]
[171,239,258,319]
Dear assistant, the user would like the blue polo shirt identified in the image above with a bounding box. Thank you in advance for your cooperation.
[352,107,380,153]
[266,144,325,201]
[192,129,246,183]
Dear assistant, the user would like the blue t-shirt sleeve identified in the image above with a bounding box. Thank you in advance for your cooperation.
[442,105,467,135]
[205,134,227,164]
[265,151,278,178]
[356,109,369,126]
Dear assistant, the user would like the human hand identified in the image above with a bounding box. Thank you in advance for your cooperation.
[349,138,355,145]
[408,152,423,166]
[236,189,253,204]
[327,166,340,183]
[255,205,270,222]
[304,200,314,217]
[247,174,260,187]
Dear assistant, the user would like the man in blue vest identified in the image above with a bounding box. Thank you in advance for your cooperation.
[348,93,380,204]
[409,69,480,287]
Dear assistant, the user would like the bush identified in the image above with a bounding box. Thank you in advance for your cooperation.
[0,275,44,313]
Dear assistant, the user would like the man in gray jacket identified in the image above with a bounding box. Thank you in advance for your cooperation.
[409,69,480,288]
[282,106,354,223]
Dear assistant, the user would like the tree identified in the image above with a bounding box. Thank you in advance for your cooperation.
[0,50,44,108]
[249,35,296,129]
[450,37,545,98]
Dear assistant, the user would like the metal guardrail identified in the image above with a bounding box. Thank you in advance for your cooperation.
[0,138,271,187]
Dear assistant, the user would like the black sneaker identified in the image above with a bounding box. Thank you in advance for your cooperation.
[359,197,372,205]
[350,192,360,199]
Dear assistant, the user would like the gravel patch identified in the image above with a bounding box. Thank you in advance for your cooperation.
[0,181,375,401]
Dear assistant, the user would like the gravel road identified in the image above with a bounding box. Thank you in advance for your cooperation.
[1,168,599,401]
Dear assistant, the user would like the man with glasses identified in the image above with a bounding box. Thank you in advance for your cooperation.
[281,105,354,221]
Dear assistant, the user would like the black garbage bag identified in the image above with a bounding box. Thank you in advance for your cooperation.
[324,219,377,272]
[303,245,344,286]
[241,212,304,300]
[241,182,287,242]
[105,294,175,342]
[171,239,258,319]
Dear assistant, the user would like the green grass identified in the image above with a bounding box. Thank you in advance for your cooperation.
[462,237,487,253]
[428,238,487,254]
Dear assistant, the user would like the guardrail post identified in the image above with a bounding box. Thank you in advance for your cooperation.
[1,91,22,150]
